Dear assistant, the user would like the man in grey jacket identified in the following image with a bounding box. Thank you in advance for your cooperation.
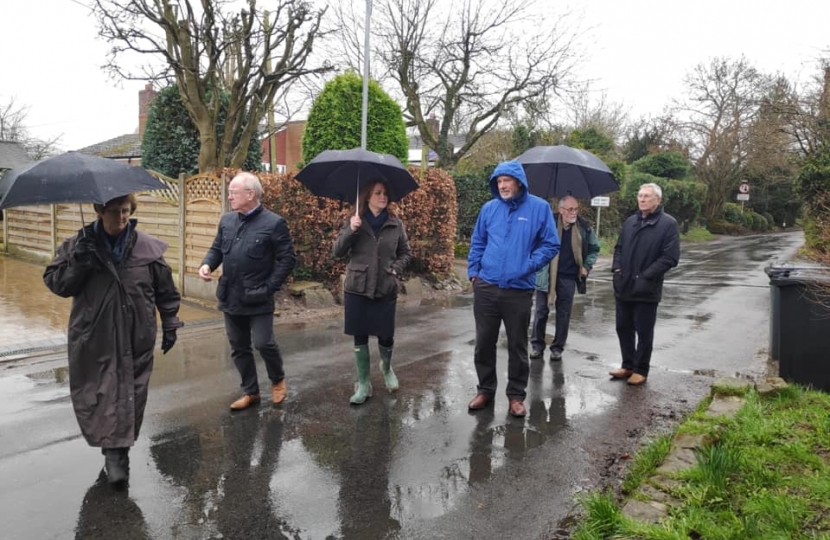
[530,195,601,361]
[199,172,296,410]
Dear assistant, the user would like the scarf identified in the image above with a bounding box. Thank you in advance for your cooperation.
[96,219,135,264]
[364,209,389,237]
[548,214,584,304]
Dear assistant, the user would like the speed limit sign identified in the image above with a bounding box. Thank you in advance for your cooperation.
[738,182,750,194]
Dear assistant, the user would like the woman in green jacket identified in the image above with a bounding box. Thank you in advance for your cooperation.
[333,180,412,404]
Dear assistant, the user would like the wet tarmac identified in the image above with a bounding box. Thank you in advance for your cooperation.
[0,232,805,539]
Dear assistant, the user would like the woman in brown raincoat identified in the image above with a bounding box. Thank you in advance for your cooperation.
[44,194,183,485]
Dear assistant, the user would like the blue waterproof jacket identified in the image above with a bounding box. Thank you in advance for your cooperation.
[467,161,560,289]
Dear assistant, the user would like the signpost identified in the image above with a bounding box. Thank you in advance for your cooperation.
[737,182,750,211]
[590,196,610,237]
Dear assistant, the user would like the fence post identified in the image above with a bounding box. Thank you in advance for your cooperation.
[178,173,186,295]
[220,172,228,213]
[50,204,57,257]
[2,210,7,254]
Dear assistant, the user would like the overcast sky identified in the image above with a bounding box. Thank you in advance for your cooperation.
[2,0,828,152]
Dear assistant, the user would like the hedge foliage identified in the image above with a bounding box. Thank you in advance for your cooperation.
[301,72,408,165]
[454,167,495,241]
[631,151,691,180]
[254,166,456,289]
[142,86,261,178]
[797,149,830,254]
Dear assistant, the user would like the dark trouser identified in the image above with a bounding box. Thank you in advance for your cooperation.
[530,276,577,352]
[473,281,533,401]
[224,312,285,395]
[615,299,659,376]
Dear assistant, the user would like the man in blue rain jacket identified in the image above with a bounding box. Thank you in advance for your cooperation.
[467,160,560,417]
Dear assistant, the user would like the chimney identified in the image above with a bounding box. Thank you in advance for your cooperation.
[138,83,157,141]
[426,114,440,143]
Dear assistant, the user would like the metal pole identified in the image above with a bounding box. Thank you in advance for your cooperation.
[596,206,601,238]
[360,0,372,150]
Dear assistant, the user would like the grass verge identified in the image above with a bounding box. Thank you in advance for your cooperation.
[571,385,830,539]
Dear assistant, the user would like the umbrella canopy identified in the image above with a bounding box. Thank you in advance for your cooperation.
[515,145,619,200]
[0,151,168,210]
[294,148,419,204]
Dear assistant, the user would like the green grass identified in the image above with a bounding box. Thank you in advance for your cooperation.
[570,386,830,539]
[681,226,715,242]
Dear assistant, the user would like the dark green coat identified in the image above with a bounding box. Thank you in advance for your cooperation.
[333,214,412,299]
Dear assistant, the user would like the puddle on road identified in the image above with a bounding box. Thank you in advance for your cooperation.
[0,367,69,416]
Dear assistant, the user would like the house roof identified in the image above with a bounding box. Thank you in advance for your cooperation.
[0,141,32,171]
[76,133,141,159]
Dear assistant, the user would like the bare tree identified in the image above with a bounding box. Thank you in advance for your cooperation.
[564,82,630,144]
[329,0,582,169]
[673,57,770,221]
[93,0,332,172]
[0,98,62,160]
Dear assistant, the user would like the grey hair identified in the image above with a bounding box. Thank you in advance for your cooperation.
[234,172,263,199]
[640,182,662,199]
[558,195,578,208]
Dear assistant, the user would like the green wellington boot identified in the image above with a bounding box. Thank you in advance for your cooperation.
[378,344,399,392]
[350,345,373,405]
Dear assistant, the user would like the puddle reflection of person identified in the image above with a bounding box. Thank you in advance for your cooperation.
[338,402,401,538]
[75,471,151,540]
[468,406,496,484]
[527,360,567,437]
[215,410,286,537]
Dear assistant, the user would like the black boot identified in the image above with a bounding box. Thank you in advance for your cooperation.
[104,448,129,484]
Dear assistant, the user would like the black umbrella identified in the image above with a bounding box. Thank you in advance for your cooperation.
[0,151,168,210]
[515,145,619,199]
[294,148,418,213]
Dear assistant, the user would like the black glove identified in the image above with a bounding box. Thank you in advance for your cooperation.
[73,234,97,266]
[161,329,177,354]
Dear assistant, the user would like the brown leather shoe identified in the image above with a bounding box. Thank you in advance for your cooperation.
[468,394,492,410]
[609,368,634,379]
[627,373,648,386]
[272,379,287,405]
[508,400,527,418]
[230,393,261,411]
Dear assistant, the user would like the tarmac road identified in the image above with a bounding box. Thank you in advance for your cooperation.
[0,231,803,539]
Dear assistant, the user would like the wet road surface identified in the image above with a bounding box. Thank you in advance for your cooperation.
[0,232,803,539]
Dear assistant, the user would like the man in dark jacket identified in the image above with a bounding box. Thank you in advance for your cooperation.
[610,183,680,385]
[467,160,560,417]
[199,172,296,410]
[530,195,601,361]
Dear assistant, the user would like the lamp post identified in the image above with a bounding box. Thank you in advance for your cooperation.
[360,0,372,150]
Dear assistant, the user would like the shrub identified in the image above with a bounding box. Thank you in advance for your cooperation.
[722,202,745,225]
[708,220,747,235]
[454,168,494,241]
[142,85,260,178]
[631,151,691,179]
[301,72,408,165]
[257,166,457,289]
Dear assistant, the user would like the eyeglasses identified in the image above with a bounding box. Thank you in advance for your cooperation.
[104,208,132,216]
[560,207,579,213]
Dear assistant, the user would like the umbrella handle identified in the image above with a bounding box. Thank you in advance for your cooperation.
[79,204,86,236]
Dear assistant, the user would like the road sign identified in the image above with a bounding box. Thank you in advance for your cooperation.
[737,193,750,201]
[738,182,750,194]
[590,196,610,207]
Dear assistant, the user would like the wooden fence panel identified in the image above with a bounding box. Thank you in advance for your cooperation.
[5,206,53,260]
